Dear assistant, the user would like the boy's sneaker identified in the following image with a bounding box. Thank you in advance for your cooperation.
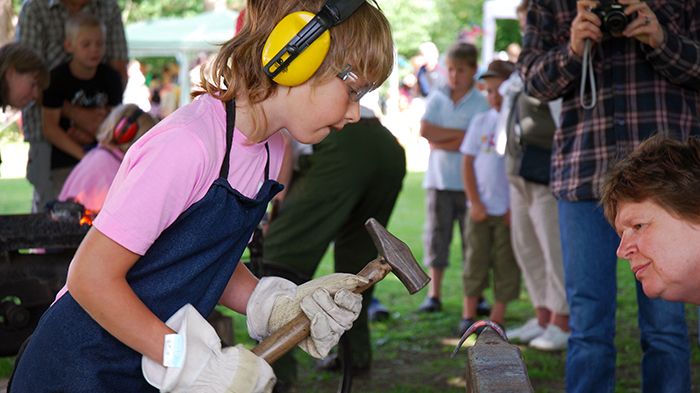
[418,296,442,312]
[529,324,570,351]
[368,297,390,322]
[506,318,546,343]
[456,318,478,337]
[476,297,491,316]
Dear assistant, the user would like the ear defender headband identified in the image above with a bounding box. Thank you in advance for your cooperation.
[113,108,144,144]
[261,0,365,87]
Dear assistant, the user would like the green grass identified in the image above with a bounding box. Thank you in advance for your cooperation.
[2,174,700,392]
[0,178,33,214]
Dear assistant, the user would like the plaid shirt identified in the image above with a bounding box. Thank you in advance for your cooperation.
[519,0,700,201]
[16,0,127,142]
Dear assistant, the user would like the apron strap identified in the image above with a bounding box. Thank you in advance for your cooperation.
[220,100,236,179]
[220,99,272,181]
[264,143,270,181]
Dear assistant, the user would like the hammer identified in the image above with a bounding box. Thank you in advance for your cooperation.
[252,218,429,363]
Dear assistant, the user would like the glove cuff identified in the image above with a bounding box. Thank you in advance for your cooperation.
[142,304,219,391]
[246,277,297,341]
[229,345,276,393]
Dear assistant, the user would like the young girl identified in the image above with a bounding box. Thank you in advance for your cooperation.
[58,104,158,212]
[9,0,394,392]
[0,42,48,111]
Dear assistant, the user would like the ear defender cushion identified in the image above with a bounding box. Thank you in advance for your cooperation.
[262,11,331,87]
[113,109,143,144]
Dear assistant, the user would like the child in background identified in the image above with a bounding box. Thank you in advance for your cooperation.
[41,12,122,206]
[0,43,49,111]
[418,42,489,312]
[58,104,157,212]
[9,0,394,392]
[0,43,48,168]
[458,60,520,336]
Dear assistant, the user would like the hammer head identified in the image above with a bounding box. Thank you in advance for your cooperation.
[365,218,430,294]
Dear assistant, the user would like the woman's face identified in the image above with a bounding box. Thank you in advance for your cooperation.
[615,199,700,304]
[5,67,41,109]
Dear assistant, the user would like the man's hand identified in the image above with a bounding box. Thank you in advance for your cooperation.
[570,1,603,57]
[619,0,665,48]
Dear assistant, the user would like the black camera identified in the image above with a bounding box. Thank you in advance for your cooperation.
[592,2,629,34]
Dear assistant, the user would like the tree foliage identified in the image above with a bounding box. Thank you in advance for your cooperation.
[429,0,483,53]
[381,0,436,58]
[495,18,521,53]
[117,0,246,23]
[118,0,204,23]
[382,0,484,58]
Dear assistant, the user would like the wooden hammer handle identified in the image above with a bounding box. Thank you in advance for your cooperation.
[252,257,391,363]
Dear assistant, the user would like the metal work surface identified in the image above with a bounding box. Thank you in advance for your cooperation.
[465,329,534,393]
[0,213,88,252]
[0,204,89,356]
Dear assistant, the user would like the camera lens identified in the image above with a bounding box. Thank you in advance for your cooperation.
[604,10,628,34]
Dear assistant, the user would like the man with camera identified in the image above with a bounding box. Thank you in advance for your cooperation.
[519,1,700,392]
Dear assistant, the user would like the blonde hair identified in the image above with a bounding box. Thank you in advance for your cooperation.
[0,43,49,110]
[64,12,105,42]
[196,0,394,139]
[97,104,157,152]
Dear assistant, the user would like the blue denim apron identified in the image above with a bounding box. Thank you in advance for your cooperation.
[10,100,282,392]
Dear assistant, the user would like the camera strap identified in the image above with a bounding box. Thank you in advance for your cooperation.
[580,39,597,109]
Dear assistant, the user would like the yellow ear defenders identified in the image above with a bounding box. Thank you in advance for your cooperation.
[261,0,366,87]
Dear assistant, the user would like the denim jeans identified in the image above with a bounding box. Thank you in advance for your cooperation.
[558,200,689,393]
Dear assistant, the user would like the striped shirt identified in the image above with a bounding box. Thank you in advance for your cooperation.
[16,0,127,142]
[519,0,700,201]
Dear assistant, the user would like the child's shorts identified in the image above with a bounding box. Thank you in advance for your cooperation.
[422,189,467,268]
[462,214,520,302]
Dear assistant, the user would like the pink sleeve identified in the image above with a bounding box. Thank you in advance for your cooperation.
[93,129,213,255]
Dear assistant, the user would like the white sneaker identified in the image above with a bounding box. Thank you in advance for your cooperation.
[506,318,545,343]
[529,324,570,351]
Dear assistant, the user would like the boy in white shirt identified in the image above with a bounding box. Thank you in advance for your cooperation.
[458,60,520,336]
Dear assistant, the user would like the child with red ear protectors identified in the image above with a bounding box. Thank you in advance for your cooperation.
[57,104,157,212]
[8,0,394,392]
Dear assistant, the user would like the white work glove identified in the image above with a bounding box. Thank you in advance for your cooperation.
[142,304,275,393]
[247,273,367,358]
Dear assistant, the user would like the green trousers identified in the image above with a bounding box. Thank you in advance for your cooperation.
[261,117,406,383]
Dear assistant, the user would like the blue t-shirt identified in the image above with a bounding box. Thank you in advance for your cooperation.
[459,108,510,215]
[422,85,489,191]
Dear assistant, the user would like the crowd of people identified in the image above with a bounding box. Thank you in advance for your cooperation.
[2,0,700,392]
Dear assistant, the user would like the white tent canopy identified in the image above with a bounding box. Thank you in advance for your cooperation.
[481,0,519,66]
[126,9,238,106]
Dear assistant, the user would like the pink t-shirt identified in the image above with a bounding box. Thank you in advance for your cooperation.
[58,146,124,212]
[92,94,284,255]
